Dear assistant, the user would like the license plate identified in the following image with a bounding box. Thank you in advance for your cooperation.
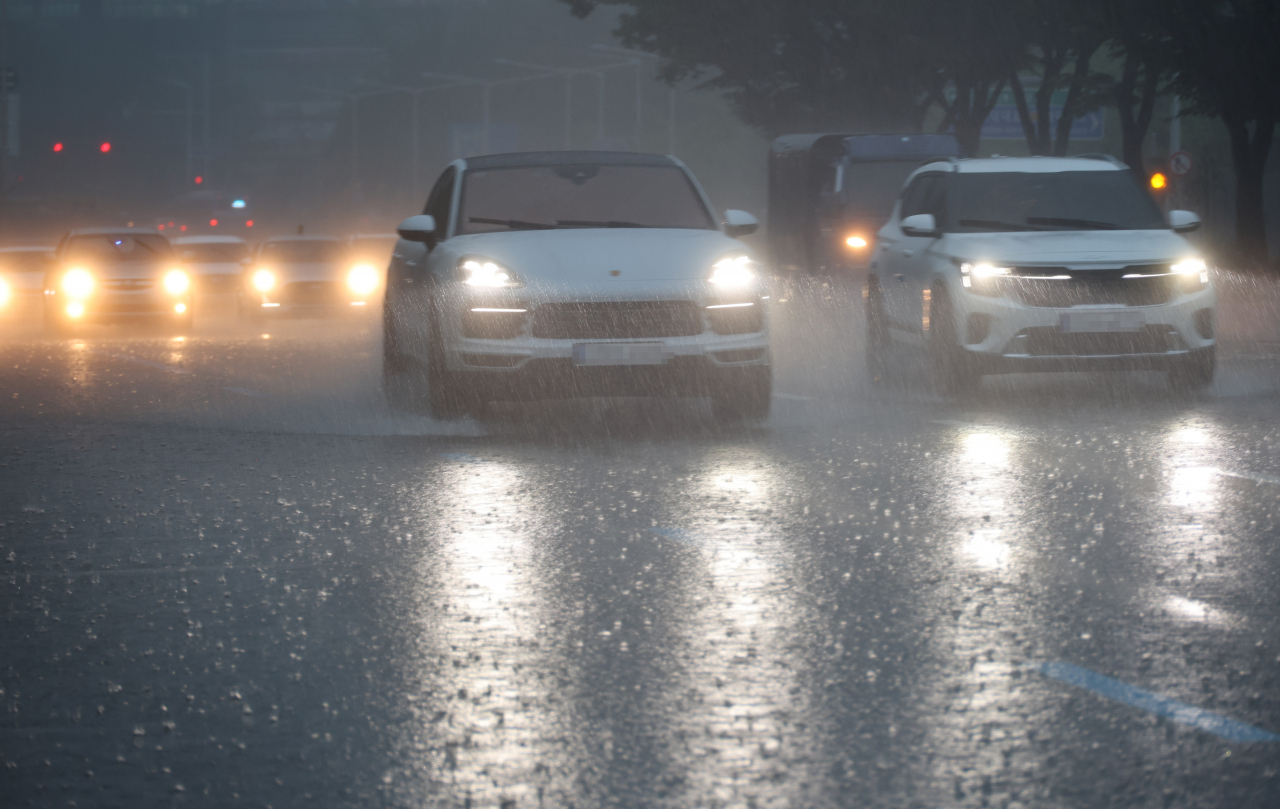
[1059,310,1145,333]
[572,342,670,366]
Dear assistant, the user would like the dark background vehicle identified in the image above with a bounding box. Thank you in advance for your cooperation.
[768,133,961,275]
[240,236,380,321]
[173,235,252,311]
[0,247,55,321]
[43,229,193,334]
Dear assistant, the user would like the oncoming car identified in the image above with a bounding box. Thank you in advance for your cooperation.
[383,151,770,420]
[43,229,193,334]
[0,246,54,321]
[866,155,1216,393]
[240,236,381,320]
[172,235,251,306]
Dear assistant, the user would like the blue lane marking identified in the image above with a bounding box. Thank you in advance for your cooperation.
[646,526,706,548]
[1035,661,1280,743]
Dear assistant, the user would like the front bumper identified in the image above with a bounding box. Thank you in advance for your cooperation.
[45,291,191,322]
[953,282,1215,374]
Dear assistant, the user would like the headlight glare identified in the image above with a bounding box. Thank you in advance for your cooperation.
[163,269,191,296]
[252,269,276,292]
[0,277,10,308]
[62,268,94,298]
[708,255,755,287]
[347,264,380,296]
[961,262,1011,279]
[461,258,521,288]
[1171,258,1207,276]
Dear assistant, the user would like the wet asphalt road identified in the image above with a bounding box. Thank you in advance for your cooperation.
[2,278,1280,809]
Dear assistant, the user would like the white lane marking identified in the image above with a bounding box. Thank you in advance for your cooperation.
[1209,467,1280,487]
[90,349,190,375]
[223,386,269,398]
[773,393,815,401]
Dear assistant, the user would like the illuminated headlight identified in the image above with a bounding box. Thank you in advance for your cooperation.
[0,277,10,308]
[62,268,94,298]
[708,255,756,287]
[846,235,868,249]
[252,269,276,292]
[460,258,521,289]
[163,269,191,296]
[960,262,1010,290]
[346,264,380,296]
[1171,258,1210,287]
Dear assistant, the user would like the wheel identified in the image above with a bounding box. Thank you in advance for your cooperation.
[1168,346,1215,392]
[426,318,479,420]
[711,365,772,421]
[865,276,891,385]
[927,285,981,396]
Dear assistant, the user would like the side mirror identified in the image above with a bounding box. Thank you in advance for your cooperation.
[397,214,438,243]
[724,209,759,238]
[1169,210,1201,233]
[901,213,940,238]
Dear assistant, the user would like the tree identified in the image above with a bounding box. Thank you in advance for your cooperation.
[1151,0,1280,264]
[1098,1,1175,174]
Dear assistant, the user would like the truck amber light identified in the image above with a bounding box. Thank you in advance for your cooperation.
[846,235,869,249]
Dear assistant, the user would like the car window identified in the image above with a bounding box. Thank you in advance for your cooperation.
[424,167,456,237]
[178,243,250,263]
[898,175,933,220]
[64,234,172,263]
[948,170,1167,231]
[456,164,717,234]
[260,241,342,263]
[844,161,929,218]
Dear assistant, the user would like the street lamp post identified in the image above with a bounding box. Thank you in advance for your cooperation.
[494,58,636,150]
[591,44,675,154]
[421,70,558,155]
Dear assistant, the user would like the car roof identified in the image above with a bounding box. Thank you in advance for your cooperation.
[65,227,170,237]
[460,151,679,171]
[919,156,1125,174]
[262,235,340,243]
[172,236,247,245]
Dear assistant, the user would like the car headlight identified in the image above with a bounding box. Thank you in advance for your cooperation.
[708,254,756,287]
[1171,258,1210,288]
[0,277,10,309]
[252,269,276,292]
[959,261,1011,293]
[61,268,94,298]
[163,269,191,296]
[347,264,380,296]
[460,257,521,289]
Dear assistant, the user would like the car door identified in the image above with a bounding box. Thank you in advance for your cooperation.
[391,167,454,362]
[876,174,933,342]
[898,173,948,338]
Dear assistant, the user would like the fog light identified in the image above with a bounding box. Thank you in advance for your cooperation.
[174,302,187,314]
[66,302,85,319]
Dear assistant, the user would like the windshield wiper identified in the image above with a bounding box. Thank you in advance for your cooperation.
[555,219,649,229]
[1026,217,1122,230]
[468,217,558,231]
[956,219,1044,232]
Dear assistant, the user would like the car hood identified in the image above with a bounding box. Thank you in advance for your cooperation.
[942,229,1197,267]
[445,228,751,284]
[260,263,346,283]
[55,261,178,281]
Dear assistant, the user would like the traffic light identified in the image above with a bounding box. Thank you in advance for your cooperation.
[194,176,203,185]
[1150,172,1167,191]
[99,142,111,153]
[52,142,64,153]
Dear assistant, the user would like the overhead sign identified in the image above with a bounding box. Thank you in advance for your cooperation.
[1169,150,1193,176]
[970,82,1105,142]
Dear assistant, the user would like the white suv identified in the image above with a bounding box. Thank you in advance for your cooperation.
[866,156,1216,393]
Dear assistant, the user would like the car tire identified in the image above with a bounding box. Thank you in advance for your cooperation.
[865,276,891,385]
[1168,345,1216,392]
[711,365,772,421]
[927,285,981,396]
[426,318,480,421]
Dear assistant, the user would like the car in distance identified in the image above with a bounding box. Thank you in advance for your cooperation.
[240,236,381,320]
[43,229,193,335]
[384,151,770,420]
[0,246,54,321]
[172,235,251,309]
[866,155,1216,393]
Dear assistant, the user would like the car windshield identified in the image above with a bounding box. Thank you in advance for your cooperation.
[178,243,250,263]
[260,240,343,263]
[64,234,172,263]
[457,164,717,234]
[948,170,1167,232]
[841,161,925,218]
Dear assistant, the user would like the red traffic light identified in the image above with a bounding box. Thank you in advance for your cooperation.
[52,142,64,153]
[194,176,203,185]
[209,219,218,227]
[99,142,111,153]
[245,220,254,228]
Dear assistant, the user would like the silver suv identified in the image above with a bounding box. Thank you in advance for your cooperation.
[866,155,1216,393]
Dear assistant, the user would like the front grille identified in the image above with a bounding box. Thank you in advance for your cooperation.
[1020,325,1173,357]
[532,301,703,340]
[101,279,154,292]
[707,303,764,335]
[1000,266,1178,308]
[200,275,241,294]
[462,310,527,339]
[282,281,342,306]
